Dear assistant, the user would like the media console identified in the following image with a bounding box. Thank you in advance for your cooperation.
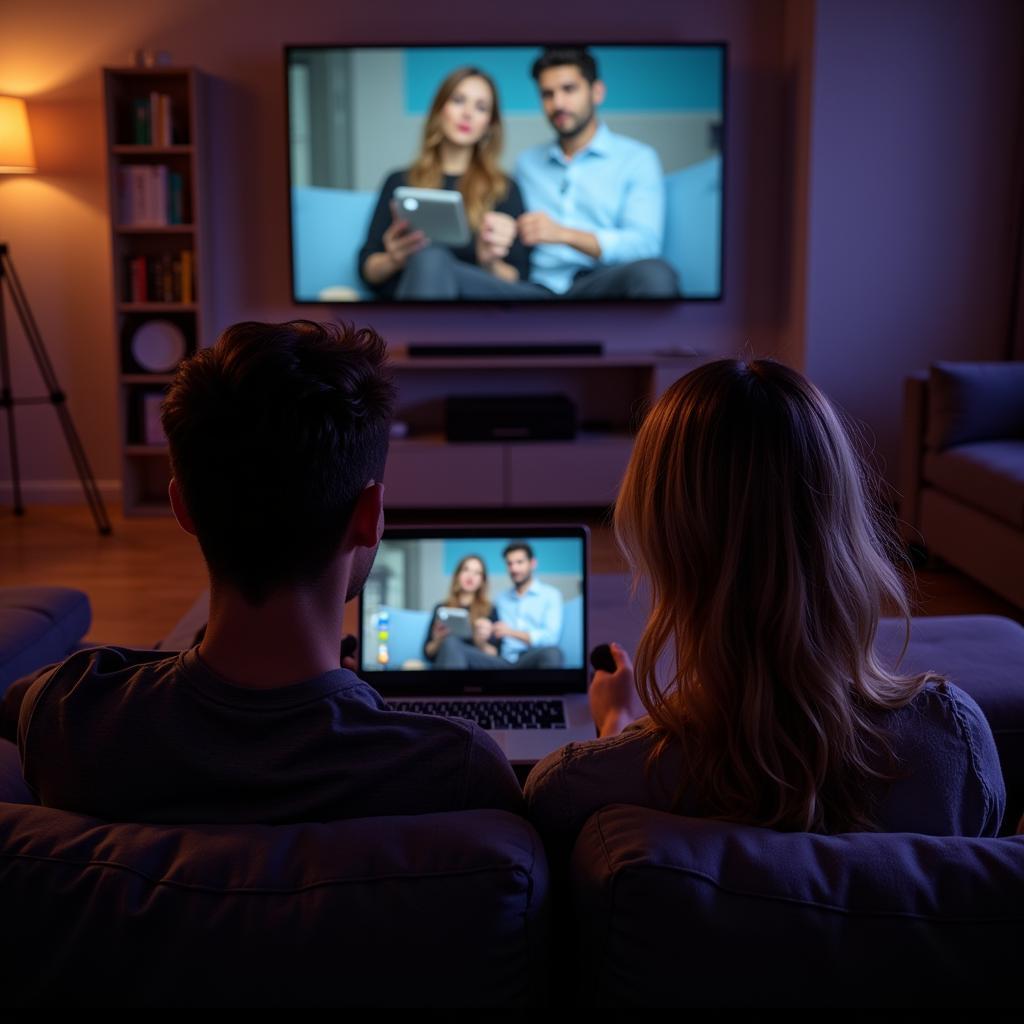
[383,349,706,509]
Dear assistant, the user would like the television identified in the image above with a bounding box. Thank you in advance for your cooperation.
[286,43,725,305]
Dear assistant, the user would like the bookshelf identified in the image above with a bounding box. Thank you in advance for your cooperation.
[103,67,205,514]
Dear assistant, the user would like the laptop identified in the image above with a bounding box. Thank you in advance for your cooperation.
[357,525,596,764]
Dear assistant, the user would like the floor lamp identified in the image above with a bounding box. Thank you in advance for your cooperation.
[0,95,111,534]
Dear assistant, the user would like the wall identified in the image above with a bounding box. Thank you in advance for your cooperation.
[800,0,1024,481]
[0,0,1021,499]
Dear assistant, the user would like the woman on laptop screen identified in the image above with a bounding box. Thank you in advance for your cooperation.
[423,554,504,670]
[359,67,530,301]
[525,360,1004,848]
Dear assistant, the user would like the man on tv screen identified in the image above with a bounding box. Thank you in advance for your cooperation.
[514,46,680,300]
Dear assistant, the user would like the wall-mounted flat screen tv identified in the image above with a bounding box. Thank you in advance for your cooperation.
[286,43,724,304]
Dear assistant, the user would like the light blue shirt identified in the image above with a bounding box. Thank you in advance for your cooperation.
[495,578,564,664]
[514,122,666,294]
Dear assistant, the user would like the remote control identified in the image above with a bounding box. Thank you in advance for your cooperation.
[590,643,616,673]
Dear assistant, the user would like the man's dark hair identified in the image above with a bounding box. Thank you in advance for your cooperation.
[162,320,395,605]
[503,541,535,561]
[531,47,599,84]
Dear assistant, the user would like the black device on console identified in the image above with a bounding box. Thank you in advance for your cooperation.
[445,394,577,442]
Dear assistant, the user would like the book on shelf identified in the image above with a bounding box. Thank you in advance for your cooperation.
[132,97,149,143]
[142,392,167,445]
[117,164,185,225]
[123,250,194,303]
[128,92,175,145]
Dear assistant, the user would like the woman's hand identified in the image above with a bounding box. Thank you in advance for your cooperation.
[589,643,645,738]
[472,617,494,648]
[382,212,427,271]
[431,619,450,642]
[476,211,517,269]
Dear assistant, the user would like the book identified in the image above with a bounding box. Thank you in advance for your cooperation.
[130,255,148,302]
[159,94,173,146]
[180,250,193,304]
[168,171,183,224]
[132,97,150,144]
[123,250,194,303]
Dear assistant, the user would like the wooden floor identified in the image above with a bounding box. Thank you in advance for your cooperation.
[0,505,1019,647]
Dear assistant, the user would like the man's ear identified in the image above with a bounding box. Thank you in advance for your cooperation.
[168,478,197,536]
[348,481,385,549]
[592,79,606,106]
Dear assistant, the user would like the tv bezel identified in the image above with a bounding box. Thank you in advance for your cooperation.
[284,40,728,309]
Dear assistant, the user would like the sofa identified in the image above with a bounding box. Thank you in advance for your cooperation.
[291,154,722,302]
[0,586,91,693]
[0,738,549,1008]
[571,804,1024,1008]
[3,595,1024,1006]
[901,361,1024,607]
[5,731,1024,1008]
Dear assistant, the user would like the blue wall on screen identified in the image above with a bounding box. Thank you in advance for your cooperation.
[403,46,723,115]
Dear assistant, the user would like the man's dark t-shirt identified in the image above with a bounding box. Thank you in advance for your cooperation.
[8,646,523,824]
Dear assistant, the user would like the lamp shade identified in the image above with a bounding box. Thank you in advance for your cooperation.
[0,96,37,173]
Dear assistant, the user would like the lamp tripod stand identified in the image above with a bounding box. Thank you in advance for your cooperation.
[0,241,111,534]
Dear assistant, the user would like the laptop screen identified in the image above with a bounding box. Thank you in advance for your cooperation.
[359,526,588,695]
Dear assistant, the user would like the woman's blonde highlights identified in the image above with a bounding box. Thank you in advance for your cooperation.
[615,360,937,833]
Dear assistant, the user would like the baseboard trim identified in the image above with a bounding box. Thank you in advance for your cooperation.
[0,479,122,505]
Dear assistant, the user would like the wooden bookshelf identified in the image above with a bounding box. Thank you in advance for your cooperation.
[103,67,206,514]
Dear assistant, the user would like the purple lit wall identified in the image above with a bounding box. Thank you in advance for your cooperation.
[800,0,1024,479]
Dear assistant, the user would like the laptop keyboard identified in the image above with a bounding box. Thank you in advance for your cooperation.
[387,698,567,730]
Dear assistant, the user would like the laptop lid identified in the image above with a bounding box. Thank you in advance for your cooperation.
[358,525,589,697]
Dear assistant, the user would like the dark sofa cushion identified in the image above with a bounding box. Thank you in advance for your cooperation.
[926,361,1024,451]
[0,587,91,694]
[922,440,1024,528]
[572,805,1024,1008]
[0,802,549,1007]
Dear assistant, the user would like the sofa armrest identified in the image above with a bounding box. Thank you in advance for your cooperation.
[900,371,929,541]
[0,739,34,804]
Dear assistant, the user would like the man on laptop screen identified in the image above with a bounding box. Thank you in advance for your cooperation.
[492,541,564,669]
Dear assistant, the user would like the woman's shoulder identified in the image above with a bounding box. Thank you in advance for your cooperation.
[879,679,1005,835]
[524,721,678,831]
[896,680,992,740]
[378,169,409,193]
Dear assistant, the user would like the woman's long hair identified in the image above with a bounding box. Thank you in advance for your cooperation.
[407,67,508,232]
[614,359,939,834]
[444,555,493,623]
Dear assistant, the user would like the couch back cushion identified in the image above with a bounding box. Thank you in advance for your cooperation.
[926,361,1024,450]
[0,802,548,1007]
[572,804,1024,1007]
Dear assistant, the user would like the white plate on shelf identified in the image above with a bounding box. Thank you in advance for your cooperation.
[131,319,186,373]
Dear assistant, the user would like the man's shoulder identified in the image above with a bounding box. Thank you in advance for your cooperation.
[601,126,662,166]
[35,646,177,693]
[534,578,563,600]
[17,646,181,746]
[515,141,553,171]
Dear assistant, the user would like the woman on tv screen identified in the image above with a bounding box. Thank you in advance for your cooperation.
[358,66,530,300]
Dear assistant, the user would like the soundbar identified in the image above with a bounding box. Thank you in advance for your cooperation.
[406,342,603,358]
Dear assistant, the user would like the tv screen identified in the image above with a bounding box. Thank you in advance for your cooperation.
[287,43,724,305]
